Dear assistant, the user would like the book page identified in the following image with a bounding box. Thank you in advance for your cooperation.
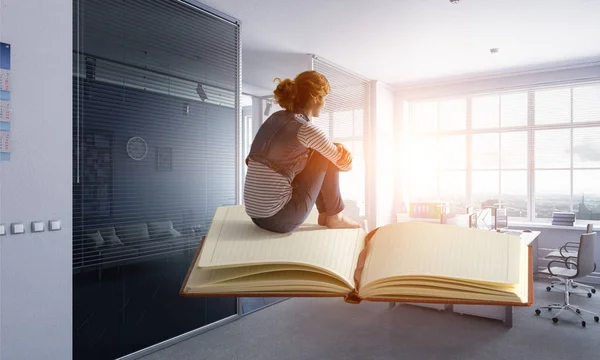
[197,205,366,288]
[359,239,530,303]
[183,266,351,295]
[205,264,333,284]
[360,222,524,289]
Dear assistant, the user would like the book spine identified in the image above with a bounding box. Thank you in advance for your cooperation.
[344,290,362,304]
[352,227,380,298]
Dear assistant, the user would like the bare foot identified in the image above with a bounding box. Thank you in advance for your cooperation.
[318,213,327,226]
[325,212,361,229]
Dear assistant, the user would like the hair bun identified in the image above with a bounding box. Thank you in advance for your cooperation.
[271,71,330,113]
[273,78,298,110]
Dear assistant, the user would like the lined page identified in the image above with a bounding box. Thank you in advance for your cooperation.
[206,264,332,283]
[184,267,351,294]
[197,206,366,287]
[360,222,523,288]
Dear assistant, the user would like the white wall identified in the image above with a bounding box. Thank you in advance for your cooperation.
[242,50,312,96]
[250,96,263,139]
[0,1,72,359]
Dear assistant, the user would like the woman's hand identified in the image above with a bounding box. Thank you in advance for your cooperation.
[334,142,353,171]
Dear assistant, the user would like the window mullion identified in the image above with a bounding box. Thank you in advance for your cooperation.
[528,90,535,222]
[436,102,441,198]
[570,87,574,213]
[498,95,502,198]
[466,98,472,206]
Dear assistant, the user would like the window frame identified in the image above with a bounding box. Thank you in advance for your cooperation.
[404,81,600,225]
[327,109,368,218]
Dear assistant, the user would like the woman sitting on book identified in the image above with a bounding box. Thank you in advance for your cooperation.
[244,70,361,233]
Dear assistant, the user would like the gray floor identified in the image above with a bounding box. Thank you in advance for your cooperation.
[141,281,600,360]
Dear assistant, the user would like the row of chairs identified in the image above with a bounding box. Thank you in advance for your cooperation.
[535,224,599,327]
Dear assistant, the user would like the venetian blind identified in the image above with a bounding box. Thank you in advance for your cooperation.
[72,0,241,270]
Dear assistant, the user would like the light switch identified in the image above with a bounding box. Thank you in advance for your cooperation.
[31,221,45,233]
[49,219,62,231]
[11,222,25,234]
[0,223,6,236]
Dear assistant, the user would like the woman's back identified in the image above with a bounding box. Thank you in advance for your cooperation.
[243,111,308,218]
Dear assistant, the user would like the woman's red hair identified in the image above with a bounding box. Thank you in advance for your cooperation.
[273,71,330,113]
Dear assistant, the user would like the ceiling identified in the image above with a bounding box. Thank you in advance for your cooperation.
[197,0,600,92]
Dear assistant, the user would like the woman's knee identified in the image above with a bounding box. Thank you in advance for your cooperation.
[309,151,338,172]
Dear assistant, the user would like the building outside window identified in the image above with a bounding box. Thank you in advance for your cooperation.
[404,82,600,225]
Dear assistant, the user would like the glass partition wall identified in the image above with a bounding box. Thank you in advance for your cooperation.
[72,0,241,359]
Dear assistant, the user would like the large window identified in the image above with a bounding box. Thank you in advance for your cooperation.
[313,58,371,224]
[405,82,600,224]
[312,107,367,221]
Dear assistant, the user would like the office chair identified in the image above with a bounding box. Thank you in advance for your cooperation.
[545,224,596,297]
[535,232,599,327]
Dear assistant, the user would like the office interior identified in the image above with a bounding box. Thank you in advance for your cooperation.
[0,0,599,359]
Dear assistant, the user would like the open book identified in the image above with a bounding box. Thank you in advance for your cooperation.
[180,206,533,306]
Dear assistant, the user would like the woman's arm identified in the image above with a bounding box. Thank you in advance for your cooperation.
[298,124,352,171]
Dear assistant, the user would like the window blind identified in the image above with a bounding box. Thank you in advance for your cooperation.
[404,81,600,224]
[533,83,600,222]
[312,57,371,224]
[73,0,240,270]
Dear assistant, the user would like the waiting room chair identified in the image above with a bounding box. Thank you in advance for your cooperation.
[545,224,596,297]
[535,232,599,327]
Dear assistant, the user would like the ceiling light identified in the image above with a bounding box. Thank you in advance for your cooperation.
[490,48,499,54]
[450,0,460,3]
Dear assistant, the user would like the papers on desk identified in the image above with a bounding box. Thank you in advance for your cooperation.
[498,229,524,237]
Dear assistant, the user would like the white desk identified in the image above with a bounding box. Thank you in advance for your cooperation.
[392,229,541,328]
[452,229,540,328]
[511,229,540,246]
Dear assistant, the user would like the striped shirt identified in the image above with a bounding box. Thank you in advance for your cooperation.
[244,120,351,218]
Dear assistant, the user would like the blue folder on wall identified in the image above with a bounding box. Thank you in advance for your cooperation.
[1,42,11,70]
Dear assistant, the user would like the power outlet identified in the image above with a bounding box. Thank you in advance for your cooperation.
[11,223,25,235]
[31,221,45,233]
[49,220,62,231]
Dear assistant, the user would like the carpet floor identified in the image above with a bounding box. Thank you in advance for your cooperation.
[141,280,600,360]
